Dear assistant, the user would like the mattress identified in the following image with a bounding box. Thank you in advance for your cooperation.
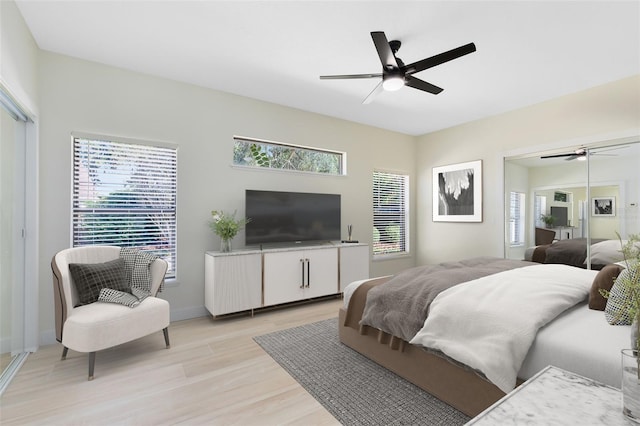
[519,300,630,388]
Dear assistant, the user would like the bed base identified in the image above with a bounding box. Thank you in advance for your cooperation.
[338,308,506,418]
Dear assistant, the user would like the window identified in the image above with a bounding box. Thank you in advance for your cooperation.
[509,191,526,246]
[233,136,345,175]
[72,135,178,279]
[373,171,409,256]
[535,195,547,228]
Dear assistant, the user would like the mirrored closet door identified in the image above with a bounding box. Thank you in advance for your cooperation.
[504,138,640,266]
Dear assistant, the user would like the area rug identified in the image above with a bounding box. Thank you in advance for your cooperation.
[253,318,470,425]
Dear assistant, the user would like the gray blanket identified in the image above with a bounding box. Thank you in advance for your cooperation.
[544,238,605,268]
[360,257,534,342]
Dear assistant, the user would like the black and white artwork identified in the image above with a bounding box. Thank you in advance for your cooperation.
[592,197,615,217]
[433,160,482,222]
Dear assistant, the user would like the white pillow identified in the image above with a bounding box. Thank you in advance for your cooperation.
[589,240,626,265]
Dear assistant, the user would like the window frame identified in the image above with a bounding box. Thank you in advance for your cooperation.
[372,169,410,259]
[232,135,346,176]
[71,132,178,280]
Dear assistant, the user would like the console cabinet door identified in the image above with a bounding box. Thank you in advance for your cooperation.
[263,250,307,306]
[204,253,262,316]
[339,245,370,292]
[303,248,339,299]
[263,248,338,306]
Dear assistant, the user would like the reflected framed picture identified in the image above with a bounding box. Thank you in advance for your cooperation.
[592,197,615,217]
[433,160,482,222]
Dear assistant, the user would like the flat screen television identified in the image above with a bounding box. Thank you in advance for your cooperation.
[245,190,341,245]
[550,206,569,227]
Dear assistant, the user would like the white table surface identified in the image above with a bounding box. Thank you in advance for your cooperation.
[466,365,629,425]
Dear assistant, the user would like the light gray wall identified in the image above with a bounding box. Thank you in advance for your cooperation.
[0,0,39,115]
[415,75,640,265]
[37,51,417,341]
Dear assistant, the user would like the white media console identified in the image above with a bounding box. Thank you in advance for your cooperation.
[204,243,369,316]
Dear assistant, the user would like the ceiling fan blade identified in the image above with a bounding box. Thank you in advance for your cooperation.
[405,43,476,75]
[371,31,398,68]
[320,73,382,80]
[564,155,580,161]
[540,153,575,159]
[362,80,384,104]
[405,75,443,94]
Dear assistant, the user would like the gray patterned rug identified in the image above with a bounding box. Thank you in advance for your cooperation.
[253,318,470,425]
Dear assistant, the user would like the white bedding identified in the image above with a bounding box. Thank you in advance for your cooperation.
[409,264,597,393]
[519,300,630,388]
[342,264,631,391]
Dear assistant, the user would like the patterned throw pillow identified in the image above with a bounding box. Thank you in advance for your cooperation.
[604,266,639,325]
[69,258,129,307]
[119,248,158,292]
[98,288,142,307]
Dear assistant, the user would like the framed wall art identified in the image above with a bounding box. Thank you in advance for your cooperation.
[592,197,615,217]
[433,160,482,222]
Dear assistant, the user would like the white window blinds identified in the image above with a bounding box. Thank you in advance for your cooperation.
[373,171,409,256]
[72,136,178,279]
[509,191,526,246]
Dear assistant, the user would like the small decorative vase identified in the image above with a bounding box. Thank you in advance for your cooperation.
[622,349,640,423]
[220,238,232,253]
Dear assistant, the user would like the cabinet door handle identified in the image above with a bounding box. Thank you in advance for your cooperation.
[300,258,305,288]
[305,258,310,287]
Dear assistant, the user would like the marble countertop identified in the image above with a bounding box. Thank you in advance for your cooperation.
[466,365,628,425]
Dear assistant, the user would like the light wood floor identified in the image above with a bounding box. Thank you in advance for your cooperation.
[0,298,344,425]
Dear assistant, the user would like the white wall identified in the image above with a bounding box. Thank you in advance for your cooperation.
[37,51,417,341]
[415,75,640,265]
[0,0,38,115]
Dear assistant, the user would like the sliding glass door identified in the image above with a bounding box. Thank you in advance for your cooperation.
[0,93,27,389]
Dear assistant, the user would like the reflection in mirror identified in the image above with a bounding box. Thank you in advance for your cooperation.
[504,140,640,270]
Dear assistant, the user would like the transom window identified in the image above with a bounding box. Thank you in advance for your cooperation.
[72,135,178,279]
[373,170,409,257]
[233,136,345,175]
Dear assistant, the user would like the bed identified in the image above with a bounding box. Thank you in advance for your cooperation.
[524,238,626,270]
[339,257,630,417]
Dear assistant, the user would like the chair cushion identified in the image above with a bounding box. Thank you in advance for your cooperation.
[62,296,170,353]
[69,258,129,306]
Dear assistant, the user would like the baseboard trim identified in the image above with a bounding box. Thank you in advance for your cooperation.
[170,305,209,322]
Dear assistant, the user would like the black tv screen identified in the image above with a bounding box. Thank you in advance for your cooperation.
[245,190,341,245]
[550,206,568,227]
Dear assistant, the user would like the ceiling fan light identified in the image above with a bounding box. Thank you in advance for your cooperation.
[382,75,404,91]
[576,155,587,161]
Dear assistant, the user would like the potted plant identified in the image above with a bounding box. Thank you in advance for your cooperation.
[209,210,251,252]
[539,214,555,228]
[601,234,640,422]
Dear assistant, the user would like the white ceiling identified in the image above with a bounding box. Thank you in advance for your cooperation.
[16,0,640,136]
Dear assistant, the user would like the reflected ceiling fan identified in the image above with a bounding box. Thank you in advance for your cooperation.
[540,146,627,161]
[320,31,476,104]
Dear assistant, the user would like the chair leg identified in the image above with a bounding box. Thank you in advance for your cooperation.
[88,352,96,381]
[61,346,69,360]
[163,327,170,348]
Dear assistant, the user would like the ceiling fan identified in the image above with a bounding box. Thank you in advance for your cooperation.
[540,146,627,161]
[319,31,476,104]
